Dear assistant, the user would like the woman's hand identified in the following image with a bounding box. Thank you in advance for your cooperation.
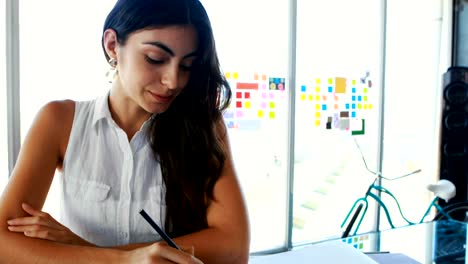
[127,243,204,264]
[7,203,94,246]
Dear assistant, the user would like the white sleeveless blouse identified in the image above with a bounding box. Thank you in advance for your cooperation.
[60,94,165,247]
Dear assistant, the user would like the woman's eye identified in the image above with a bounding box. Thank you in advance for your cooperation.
[145,56,164,64]
[180,64,192,71]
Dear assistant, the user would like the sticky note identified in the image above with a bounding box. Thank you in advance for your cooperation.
[309,95,313,101]
[335,77,346,93]
[316,95,320,101]
[245,101,251,109]
[245,92,251,99]
[315,112,321,118]
[328,78,333,84]
[254,73,259,80]
[236,92,242,99]
[225,72,231,79]
[301,94,306,101]
[236,101,242,108]
[233,72,239,79]
[316,87,320,93]
[258,110,264,118]
[262,75,267,81]
[315,120,321,126]
[269,111,275,119]
[261,102,267,109]
[270,102,275,108]
[315,104,320,110]
[316,78,321,84]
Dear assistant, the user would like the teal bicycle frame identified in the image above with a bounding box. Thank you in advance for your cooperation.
[340,177,452,238]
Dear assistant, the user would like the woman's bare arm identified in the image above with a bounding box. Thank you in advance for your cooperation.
[0,101,124,263]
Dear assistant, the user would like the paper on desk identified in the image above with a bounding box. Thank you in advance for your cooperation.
[249,240,378,264]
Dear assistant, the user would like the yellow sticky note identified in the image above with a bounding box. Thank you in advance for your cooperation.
[315,112,321,118]
[233,72,239,79]
[328,78,333,84]
[364,104,368,110]
[364,88,368,93]
[315,104,320,110]
[364,96,368,101]
[335,77,346,93]
[316,78,321,84]
[315,119,321,126]
[352,80,356,85]
[358,103,362,109]
[258,110,264,118]
[225,72,231,79]
[316,87,320,93]
[269,102,275,109]
[316,95,320,101]
[369,104,373,110]
[308,95,313,101]
[300,94,306,101]
[245,101,251,109]
[269,111,275,119]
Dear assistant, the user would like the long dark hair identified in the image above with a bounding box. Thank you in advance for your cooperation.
[102,0,232,237]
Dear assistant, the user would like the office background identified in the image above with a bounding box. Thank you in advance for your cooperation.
[2,0,467,254]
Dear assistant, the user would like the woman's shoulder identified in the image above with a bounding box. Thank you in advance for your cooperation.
[39,100,76,122]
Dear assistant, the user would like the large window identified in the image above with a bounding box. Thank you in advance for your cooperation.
[19,0,116,215]
[292,0,383,245]
[4,0,450,255]
[379,0,448,229]
[1,1,8,189]
[202,0,290,252]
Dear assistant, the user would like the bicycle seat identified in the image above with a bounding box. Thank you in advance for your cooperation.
[427,180,456,202]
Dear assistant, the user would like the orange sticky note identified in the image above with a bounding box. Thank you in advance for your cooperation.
[335,77,346,93]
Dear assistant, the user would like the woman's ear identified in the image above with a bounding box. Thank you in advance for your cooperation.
[103,29,118,61]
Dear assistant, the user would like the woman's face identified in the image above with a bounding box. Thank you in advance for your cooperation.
[115,25,198,114]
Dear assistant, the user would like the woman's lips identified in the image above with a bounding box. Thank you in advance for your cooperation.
[148,91,173,103]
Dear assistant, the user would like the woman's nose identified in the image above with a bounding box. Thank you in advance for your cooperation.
[161,66,178,90]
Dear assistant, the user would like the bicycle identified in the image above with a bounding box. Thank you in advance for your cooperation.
[340,139,468,239]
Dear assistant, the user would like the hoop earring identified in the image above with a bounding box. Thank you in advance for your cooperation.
[106,58,118,83]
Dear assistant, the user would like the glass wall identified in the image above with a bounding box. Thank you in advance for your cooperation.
[202,0,290,252]
[19,0,116,216]
[380,0,448,229]
[4,0,450,254]
[0,1,8,189]
[292,0,383,245]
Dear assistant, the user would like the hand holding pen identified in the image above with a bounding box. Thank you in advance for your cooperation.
[136,209,203,263]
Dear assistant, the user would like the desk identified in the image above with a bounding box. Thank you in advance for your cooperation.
[249,220,467,264]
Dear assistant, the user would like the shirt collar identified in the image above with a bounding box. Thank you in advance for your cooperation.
[92,91,157,131]
[92,91,113,128]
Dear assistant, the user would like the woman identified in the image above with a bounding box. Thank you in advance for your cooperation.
[0,0,250,263]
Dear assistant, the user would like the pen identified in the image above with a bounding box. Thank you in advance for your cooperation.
[140,209,181,250]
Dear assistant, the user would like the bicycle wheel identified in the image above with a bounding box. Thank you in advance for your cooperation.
[434,201,468,222]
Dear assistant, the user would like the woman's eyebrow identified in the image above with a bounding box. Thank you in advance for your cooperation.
[143,41,197,59]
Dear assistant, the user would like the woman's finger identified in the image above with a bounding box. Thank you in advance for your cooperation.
[21,203,50,218]
[7,216,62,230]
